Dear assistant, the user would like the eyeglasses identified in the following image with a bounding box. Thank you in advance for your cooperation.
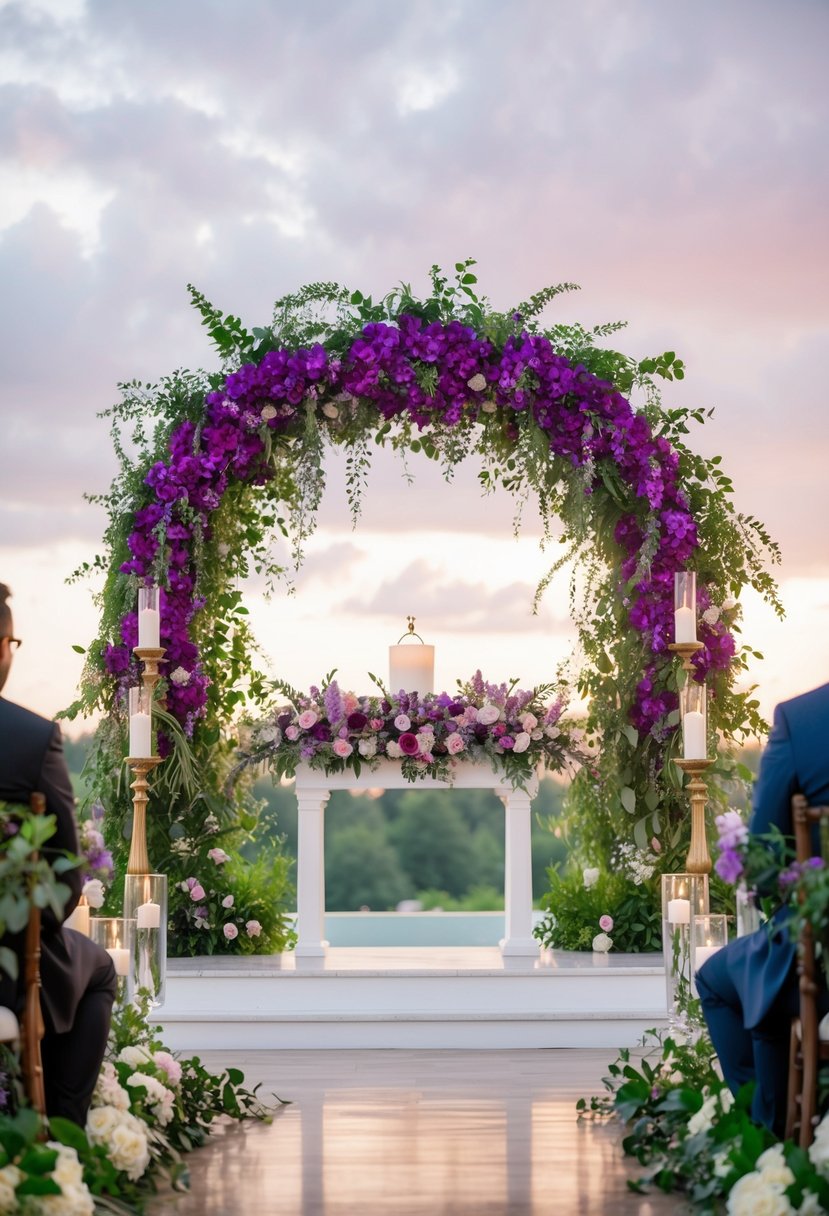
[2,638,21,651]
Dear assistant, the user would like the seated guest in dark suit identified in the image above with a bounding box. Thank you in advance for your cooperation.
[697,681,829,1136]
[0,582,117,1126]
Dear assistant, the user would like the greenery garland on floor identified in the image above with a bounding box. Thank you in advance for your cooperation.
[63,260,782,949]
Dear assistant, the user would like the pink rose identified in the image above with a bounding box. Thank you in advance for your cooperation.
[222,894,234,908]
[398,733,420,756]
[333,738,353,758]
[285,725,300,741]
[223,923,239,940]
[394,714,411,732]
[599,915,614,932]
[208,848,230,864]
[512,732,531,754]
[153,1051,182,1085]
[369,718,384,731]
[246,920,262,937]
[343,692,359,714]
[492,723,507,737]
[189,883,206,902]
[476,705,500,725]
[446,734,465,755]
[298,710,317,729]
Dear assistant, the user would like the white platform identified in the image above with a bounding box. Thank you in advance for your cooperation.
[154,946,668,1052]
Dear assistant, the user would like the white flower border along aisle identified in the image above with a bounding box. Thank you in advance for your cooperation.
[0,996,281,1215]
[65,260,783,955]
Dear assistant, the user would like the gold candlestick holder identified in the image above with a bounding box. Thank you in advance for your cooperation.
[668,641,703,674]
[125,757,163,875]
[675,757,714,877]
[133,646,166,697]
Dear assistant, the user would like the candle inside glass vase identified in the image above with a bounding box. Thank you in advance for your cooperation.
[681,681,708,760]
[388,618,435,695]
[674,572,697,643]
[128,685,152,758]
[138,584,160,649]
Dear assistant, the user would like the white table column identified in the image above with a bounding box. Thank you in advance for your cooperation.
[295,787,330,961]
[500,784,539,956]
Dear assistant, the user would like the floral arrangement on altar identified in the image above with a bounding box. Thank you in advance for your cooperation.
[0,996,279,1214]
[240,670,580,788]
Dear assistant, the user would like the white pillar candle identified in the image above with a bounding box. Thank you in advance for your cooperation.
[129,711,152,758]
[682,710,707,759]
[695,944,722,970]
[388,644,435,695]
[674,605,696,644]
[667,898,691,925]
[107,947,131,977]
[65,903,90,936]
[136,901,161,929]
[138,607,160,649]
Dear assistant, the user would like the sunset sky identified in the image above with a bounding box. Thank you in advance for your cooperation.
[0,0,827,735]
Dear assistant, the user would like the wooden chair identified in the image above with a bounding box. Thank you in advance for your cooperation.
[785,793,829,1147]
[0,792,47,1117]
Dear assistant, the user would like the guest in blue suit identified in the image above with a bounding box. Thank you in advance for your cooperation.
[697,681,829,1136]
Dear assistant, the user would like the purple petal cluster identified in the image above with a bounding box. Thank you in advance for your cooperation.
[103,314,734,738]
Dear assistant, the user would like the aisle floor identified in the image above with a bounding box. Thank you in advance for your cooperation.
[148,1048,678,1215]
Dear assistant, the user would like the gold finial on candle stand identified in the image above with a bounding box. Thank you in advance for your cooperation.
[668,641,704,673]
[675,757,714,875]
[133,646,167,696]
[125,756,163,875]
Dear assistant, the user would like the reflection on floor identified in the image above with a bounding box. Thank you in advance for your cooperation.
[148,1049,677,1215]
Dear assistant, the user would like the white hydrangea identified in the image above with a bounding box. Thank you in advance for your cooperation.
[466,373,487,392]
[385,740,403,759]
[480,399,497,413]
[702,606,721,626]
[126,1072,175,1126]
[93,1061,131,1111]
[169,666,191,686]
[582,867,599,889]
[260,404,277,421]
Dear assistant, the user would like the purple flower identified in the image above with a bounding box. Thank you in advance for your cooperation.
[347,712,368,731]
[714,847,744,885]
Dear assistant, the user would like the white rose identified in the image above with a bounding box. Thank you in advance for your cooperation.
[48,1141,89,1192]
[702,606,720,626]
[358,738,377,758]
[117,1044,152,1068]
[809,1118,829,1169]
[591,932,612,953]
[0,1165,22,1213]
[512,732,531,754]
[81,878,105,908]
[467,373,487,392]
[687,1092,718,1136]
[726,1171,794,1216]
[582,867,599,889]
[756,1145,794,1187]
[476,705,501,726]
[107,1114,151,1181]
[800,1193,825,1216]
[170,666,191,686]
[531,729,543,741]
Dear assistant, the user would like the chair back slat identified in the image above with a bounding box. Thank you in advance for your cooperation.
[789,794,829,1147]
[20,792,47,1118]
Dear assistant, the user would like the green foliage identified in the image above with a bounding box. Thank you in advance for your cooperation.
[534,867,662,952]
[580,1027,829,1211]
[0,802,76,981]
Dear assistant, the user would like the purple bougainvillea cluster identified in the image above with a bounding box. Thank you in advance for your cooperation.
[105,314,736,738]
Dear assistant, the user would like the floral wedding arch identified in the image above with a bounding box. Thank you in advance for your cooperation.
[68,261,781,953]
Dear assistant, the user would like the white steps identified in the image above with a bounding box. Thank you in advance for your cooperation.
[154,947,667,1051]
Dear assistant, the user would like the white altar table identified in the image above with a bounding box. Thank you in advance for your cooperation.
[293,760,539,964]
